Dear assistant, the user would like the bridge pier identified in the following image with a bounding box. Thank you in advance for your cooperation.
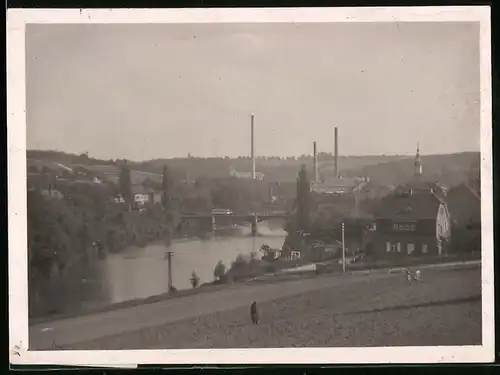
[251,215,258,237]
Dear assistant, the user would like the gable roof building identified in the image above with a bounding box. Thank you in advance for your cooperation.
[373,189,451,258]
[371,145,451,258]
[446,183,481,229]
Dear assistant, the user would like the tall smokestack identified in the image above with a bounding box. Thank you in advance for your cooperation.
[313,141,318,182]
[251,114,255,180]
[334,127,340,178]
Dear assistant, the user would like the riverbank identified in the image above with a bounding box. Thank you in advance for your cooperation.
[33,263,481,350]
[29,253,480,326]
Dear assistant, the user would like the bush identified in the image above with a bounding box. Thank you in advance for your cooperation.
[226,253,266,281]
[263,263,278,273]
[213,260,226,280]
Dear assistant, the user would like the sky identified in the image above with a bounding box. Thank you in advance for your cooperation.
[25,22,480,161]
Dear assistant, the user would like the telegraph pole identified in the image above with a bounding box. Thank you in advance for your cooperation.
[341,222,346,273]
[166,251,174,292]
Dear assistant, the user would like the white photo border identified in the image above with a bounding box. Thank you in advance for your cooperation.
[7,6,493,365]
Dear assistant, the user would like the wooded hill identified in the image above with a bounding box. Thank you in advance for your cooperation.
[27,149,480,188]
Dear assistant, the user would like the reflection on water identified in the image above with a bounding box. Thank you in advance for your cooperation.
[30,223,286,318]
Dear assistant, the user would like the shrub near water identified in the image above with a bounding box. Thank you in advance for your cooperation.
[224,253,270,282]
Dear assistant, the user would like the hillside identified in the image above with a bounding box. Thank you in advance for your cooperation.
[27,150,405,183]
[345,152,480,187]
[136,155,406,182]
[26,150,479,187]
[27,157,162,186]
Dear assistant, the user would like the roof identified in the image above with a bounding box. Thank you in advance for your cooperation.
[446,184,481,225]
[447,183,480,201]
[375,190,443,220]
[132,185,151,194]
[320,177,367,188]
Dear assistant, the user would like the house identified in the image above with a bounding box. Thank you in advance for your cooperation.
[310,241,341,262]
[261,248,282,262]
[446,183,481,229]
[280,249,301,261]
[134,193,149,206]
[132,185,160,206]
[150,191,163,205]
[112,186,156,206]
[446,183,481,252]
[373,188,451,257]
[113,195,126,204]
[229,166,265,181]
[311,177,369,195]
[371,143,453,258]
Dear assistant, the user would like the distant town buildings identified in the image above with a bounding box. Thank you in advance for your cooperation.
[229,165,265,181]
[311,176,369,195]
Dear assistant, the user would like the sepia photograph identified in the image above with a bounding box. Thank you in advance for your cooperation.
[8,7,493,365]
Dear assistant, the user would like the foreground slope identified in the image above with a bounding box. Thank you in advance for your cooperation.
[31,264,481,350]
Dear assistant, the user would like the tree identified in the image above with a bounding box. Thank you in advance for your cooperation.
[142,177,159,191]
[190,270,200,288]
[213,260,226,281]
[467,158,481,194]
[161,164,173,209]
[295,164,312,232]
[118,161,133,208]
[27,165,39,173]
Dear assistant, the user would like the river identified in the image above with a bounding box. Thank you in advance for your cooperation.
[30,223,287,319]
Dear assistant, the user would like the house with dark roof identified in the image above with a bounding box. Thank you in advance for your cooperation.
[446,183,481,252]
[373,187,451,258]
[447,183,480,228]
[131,185,158,206]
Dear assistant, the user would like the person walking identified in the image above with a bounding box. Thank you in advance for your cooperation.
[250,301,259,324]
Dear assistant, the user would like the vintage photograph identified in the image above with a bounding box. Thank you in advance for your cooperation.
[8,7,493,365]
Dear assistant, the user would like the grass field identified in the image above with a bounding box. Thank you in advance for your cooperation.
[62,266,481,350]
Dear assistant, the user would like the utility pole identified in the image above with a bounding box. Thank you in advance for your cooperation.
[341,222,346,273]
[165,251,174,292]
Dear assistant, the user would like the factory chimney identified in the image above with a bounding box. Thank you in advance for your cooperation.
[313,141,318,182]
[251,114,256,180]
[334,127,340,178]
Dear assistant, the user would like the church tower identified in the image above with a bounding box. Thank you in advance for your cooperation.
[414,143,423,178]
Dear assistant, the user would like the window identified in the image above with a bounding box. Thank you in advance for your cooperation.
[386,242,391,252]
[407,243,415,255]
[422,243,428,254]
[393,223,416,232]
[396,242,401,253]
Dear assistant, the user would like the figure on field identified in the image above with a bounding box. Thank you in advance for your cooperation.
[405,268,421,282]
[415,269,421,281]
[250,301,259,324]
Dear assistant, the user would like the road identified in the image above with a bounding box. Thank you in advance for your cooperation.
[30,260,481,350]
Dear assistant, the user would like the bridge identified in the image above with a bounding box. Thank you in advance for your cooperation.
[180,212,289,236]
